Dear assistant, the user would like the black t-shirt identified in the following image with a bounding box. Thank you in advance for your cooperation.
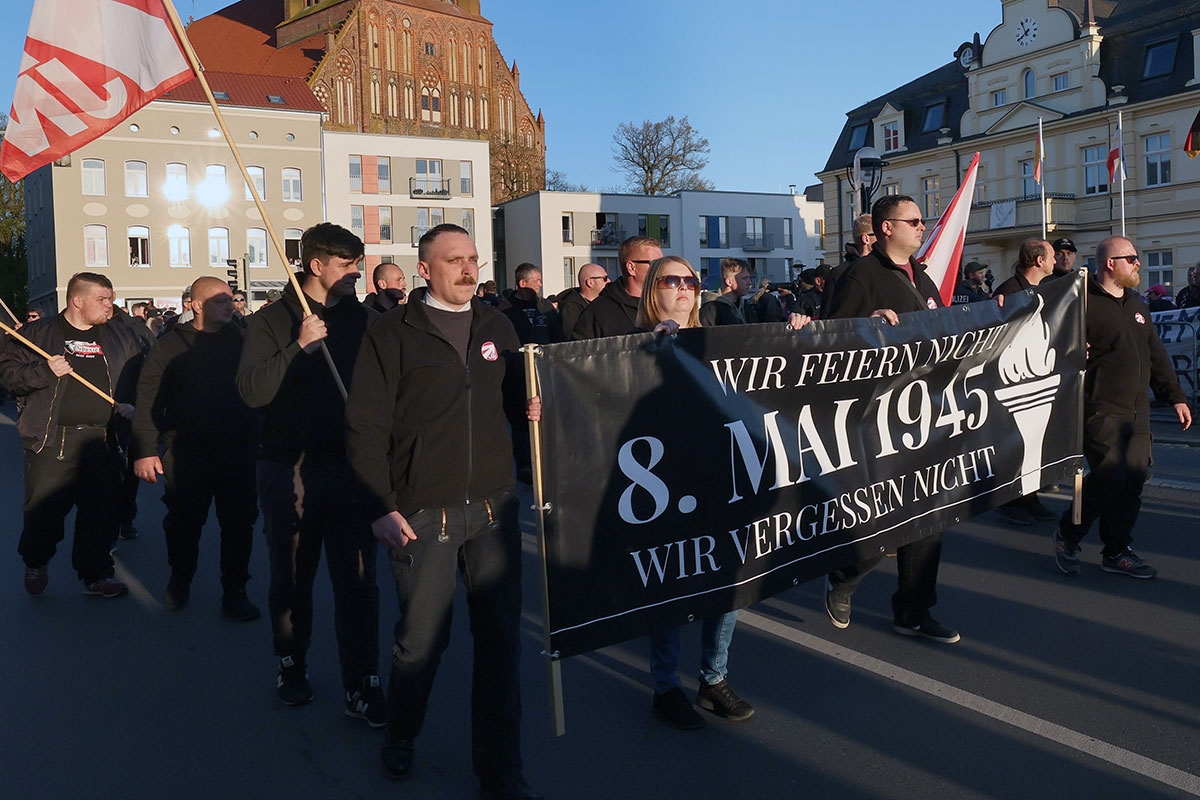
[58,321,112,426]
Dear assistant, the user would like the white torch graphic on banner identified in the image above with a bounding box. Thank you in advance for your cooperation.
[994,295,1060,494]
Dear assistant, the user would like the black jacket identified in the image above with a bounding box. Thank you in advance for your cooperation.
[1084,277,1185,419]
[132,321,256,459]
[952,279,991,305]
[499,292,563,344]
[0,314,142,452]
[345,288,523,519]
[363,289,404,314]
[826,245,943,319]
[236,283,377,464]
[571,279,640,339]
[556,286,590,338]
[699,293,746,327]
[991,272,1033,298]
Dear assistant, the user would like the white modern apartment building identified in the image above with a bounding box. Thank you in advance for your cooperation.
[496,189,825,297]
[321,131,493,292]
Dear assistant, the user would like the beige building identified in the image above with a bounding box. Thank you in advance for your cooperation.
[818,0,1200,295]
[25,73,325,313]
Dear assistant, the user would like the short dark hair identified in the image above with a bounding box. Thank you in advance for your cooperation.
[514,262,541,284]
[300,222,364,274]
[66,272,113,302]
[871,194,917,237]
[417,223,470,262]
[618,236,659,268]
[372,261,401,285]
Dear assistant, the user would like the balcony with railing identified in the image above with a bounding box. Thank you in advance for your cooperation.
[742,233,775,252]
[409,177,452,199]
[967,193,1077,240]
[591,228,626,248]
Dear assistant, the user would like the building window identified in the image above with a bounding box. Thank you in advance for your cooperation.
[460,160,473,195]
[84,225,108,267]
[562,213,573,244]
[847,124,868,151]
[746,217,765,248]
[82,158,105,196]
[1143,39,1178,80]
[285,228,303,265]
[208,227,229,266]
[638,214,670,247]
[921,102,946,133]
[244,165,265,201]
[461,208,474,238]
[563,257,575,288]
[698,215,707,248]
[882,121,900,151]
[124,161,148,197]
[378,157,391,193]
[1145,250,1173,294]
[379,207,392,244]
[247,228,268,267]
[1083,145,1108,195]
[1023,69,1035,99]
[414,158,443,193]
[992,89,1007,107]
[199,164,229,206]
[922,176,941,218]
[282,168,302,202]
[699,215,728,248]
[350,205,365,239]
[167,225,190,267]
[1053,72,1069,91]
[413,207,444,244]
[1145,133,1171,187]
[349,155,363,192]
[424,41,435,56]
[783,218,793,249]
[1020,159,1036,197]
[165,162,188,202]
[128,226,150,267]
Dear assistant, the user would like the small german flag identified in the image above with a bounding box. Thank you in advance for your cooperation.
[1186,108,1200,159]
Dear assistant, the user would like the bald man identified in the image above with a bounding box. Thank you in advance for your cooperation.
[131,276,260,619]
[364,262,408,314]
[557,263,609,337]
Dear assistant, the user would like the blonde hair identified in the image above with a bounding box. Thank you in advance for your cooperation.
[637,256,701,330]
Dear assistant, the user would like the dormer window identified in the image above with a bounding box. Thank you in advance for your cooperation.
[1143,39,1178,79]
[883,121,900,150]
[921,102,946,133]
[847,123,868,151]
[874,104,905,153]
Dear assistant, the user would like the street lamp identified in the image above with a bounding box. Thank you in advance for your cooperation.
[846,146,885,216]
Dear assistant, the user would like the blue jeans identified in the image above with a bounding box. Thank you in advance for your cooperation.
[648,610,739,694]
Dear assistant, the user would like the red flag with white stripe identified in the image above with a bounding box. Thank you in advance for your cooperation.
[1,0,192,183]
[915,152,980,307]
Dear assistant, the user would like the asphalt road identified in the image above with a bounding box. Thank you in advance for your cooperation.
[1,398,1199,800]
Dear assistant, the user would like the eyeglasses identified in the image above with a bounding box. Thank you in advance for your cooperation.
[26,313,39,320]
[232,297,246,303]
[1110,254,1140,264]
[629,259,655,266]
[655,275,700,292]
[585,275,611,283]
[886,218,924,228]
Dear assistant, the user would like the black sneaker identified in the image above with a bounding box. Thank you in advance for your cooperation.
[994,501,1034,526]
[1024,496,1059,521]
[696,679,754,721]
[345,675,387,728]
[118,523,139,540]
[165,576,190,610]
[1053,528,1080,576]
[825,578,851,629]
[221,590,261,621]
[893,617,961,644]
[381,737,414,780]
[479,774,543,800]
[277,656,313,705]
[651,686,705,730]
[24,565,48,596]
[83,577,129,598]
[1101,549,1157,579]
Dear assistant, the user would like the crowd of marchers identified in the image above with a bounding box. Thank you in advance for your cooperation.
[0,201,1189,800]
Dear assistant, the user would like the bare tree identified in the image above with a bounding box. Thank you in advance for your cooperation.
[611,115,714,195]
[545,169,588,192]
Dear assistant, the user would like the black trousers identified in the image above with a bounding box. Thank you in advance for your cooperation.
[161,440,256,591]
[386,492,523,786]
[1061,413,1151,557]
[258,459,379,688]
[828,532,943,627]
[18,425,118,583]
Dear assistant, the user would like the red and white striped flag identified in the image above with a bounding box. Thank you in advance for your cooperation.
[1107,114,1127,184]
[1033,119,1044,184]
[1,0,193,183]
[915,151,980,307]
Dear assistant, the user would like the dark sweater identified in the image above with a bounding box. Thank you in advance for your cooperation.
[556,287,590,338]
[571,279,640,339]
[826,245,943,319]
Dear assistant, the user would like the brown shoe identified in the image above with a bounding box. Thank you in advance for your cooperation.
[24,566,48,596]
[84,577,129,598]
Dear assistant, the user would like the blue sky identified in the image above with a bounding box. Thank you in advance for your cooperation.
[2,0,1001,193]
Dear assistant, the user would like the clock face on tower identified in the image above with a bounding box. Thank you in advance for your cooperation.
[1016,16,1038,47]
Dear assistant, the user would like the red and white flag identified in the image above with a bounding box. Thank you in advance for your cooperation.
[915,152,980,307]
[1107,112,1127,184]
[1,0,192,183]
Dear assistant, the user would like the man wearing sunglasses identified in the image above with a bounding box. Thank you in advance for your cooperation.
[822,194,960,644]
[557,263,608,337]
[571,236,662,339]
[1054,236,1190,580]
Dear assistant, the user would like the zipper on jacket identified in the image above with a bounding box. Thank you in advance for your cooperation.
[438,508,448,542]
[483,498,496,528]
[465,363,473,506]
[56,427,67,461]
[35,378,62,455]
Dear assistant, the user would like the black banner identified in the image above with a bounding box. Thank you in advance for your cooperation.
[534,273,1085,658]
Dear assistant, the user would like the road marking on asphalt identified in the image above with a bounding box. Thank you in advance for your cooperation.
[113,558,160,610]
[740,610,1200,796]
